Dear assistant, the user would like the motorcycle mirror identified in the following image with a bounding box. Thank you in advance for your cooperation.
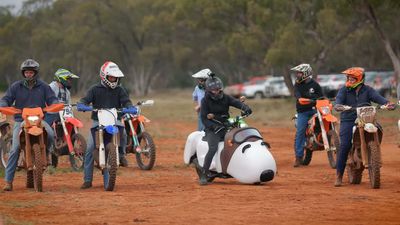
[207,113,215,120]
[239,96,246,102]
[138,100,154,106]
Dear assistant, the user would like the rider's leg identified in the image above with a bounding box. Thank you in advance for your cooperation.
[335,121,354,186]
[200,130,224,185]
[294,110,315,167]
[81,122,97,189]
[118,127,128,167]
[3,122,22,191]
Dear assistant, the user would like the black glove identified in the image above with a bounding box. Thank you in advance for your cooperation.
[241,107,252,116]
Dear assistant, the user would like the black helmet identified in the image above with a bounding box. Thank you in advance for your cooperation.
[205,75,224,100]
[21,59,40,81]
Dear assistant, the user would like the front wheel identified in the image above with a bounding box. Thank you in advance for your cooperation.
[367,140,381,189]
[32,144,44,192]
[302,148,313,166]
[0,134,12,169]
[327,130,339,169]
[135,132,156,170]
[70,133,87,171]
[103,142,117,191]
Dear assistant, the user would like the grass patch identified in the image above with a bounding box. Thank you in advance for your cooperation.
[1,215,34,225]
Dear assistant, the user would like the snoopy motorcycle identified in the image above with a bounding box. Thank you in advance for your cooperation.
[341,103,392,189]
[0,104,64,192]
[184,114,277,184]
[123,100,156,170]
[51,104,87,171]
[295,98,339,168]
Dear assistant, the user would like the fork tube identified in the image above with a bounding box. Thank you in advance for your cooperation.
[114,131,120,166]
[39,132,47,168]
[98,128,105,168]
[317,112,330,150]
[128,119,139,147]
[24,129,33,169]
[358,125,369,168]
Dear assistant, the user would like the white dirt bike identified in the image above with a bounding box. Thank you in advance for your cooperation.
[184,114,277,184]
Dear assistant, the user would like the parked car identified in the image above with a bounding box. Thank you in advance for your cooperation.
[318,74,346,98]
[224,76,266,98]
[265,78,291,98]
[364,71,395,98]
[241,76,290,99]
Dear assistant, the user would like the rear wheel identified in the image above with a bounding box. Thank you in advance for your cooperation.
[327,130,339,169]
[367,140,381,189]
[70,133,87,171]
[135,132,156,170]
[103,142,117,191]
[32,144,43,192]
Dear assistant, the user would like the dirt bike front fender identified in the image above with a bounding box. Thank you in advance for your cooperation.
[322,114,337,123]
[65,117,83,128]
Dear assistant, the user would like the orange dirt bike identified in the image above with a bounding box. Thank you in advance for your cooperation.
[0,112,12,169]
[340,103,394,189]
[294,97,340,168]
[50,104,87,171]
[123,100,156,170]
[0,103,64,192]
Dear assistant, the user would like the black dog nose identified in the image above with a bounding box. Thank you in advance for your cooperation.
[260,170,274,182]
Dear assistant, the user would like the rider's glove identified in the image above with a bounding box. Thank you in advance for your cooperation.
[241,107,252,116]
[122,106,138,115]
[385,103,396,111]
[334,104,347,112]
[76,103,93,112]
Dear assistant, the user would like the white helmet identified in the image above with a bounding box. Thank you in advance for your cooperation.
[192,68,213,79]
[290,63,313,83]
[100,61,124,89]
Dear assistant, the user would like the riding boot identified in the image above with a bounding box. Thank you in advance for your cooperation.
[3,182,13,191]
[334,174,343,187]
[199,168,208,186]
[293,157,303,167]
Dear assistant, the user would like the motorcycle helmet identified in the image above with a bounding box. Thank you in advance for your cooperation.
[291,63,313,83]
[342,67,364,89]
[54,68,79,89]
[99,61,124,89]
[205,74,224,100]
[20,59,40,82]
[192,68,213,90]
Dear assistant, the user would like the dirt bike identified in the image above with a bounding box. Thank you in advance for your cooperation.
[0,112,12,169]
[341,103,393,189]
[294,97,340,168]
[50,104,87,171]
[82,107,128,191]
[184,113,277,184]
[0,103,64,192]
[123,100,156,170]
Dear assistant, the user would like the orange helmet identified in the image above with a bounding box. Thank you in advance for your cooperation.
[342,67,364,89]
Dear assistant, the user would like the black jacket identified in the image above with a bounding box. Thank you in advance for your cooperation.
[79,83,133,121]
[200,92,250,131]
[294,79,323,113]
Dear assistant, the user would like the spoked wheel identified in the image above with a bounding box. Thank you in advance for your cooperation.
[0,133,12,169]
[103,143,117,191]
[135,132,156,170]
[302,148,313,166]
[32,144,44,192]
[69,133,87,171]
[367,140,381,189]
[327,130,340,169]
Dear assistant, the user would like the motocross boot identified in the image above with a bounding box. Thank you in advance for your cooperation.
[120,156,129,167]
[334,174,343,187]
[198,168,208,186]
[80,181,92,189]
[293,157,303,167]
[3,182,13,191]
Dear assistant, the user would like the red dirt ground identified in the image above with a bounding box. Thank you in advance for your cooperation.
[1,118,400,225]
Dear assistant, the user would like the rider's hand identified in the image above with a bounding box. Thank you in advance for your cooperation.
[384,103,396,111]
[241,107,252,116]
[122,106,138,115]
[334,104,349,112]
[76,103,93,112]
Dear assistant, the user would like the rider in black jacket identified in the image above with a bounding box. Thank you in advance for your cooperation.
[198,73,252,185]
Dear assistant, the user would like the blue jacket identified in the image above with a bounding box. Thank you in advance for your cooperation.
[0,79,58,122]
[335,84,388,122]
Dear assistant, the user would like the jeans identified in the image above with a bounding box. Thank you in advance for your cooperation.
[83,120,127,183]
[336,121,355,176]
[197,113,204,131]
[4,121,54,183]
[294,110,316,158]
[44,113,60,126]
